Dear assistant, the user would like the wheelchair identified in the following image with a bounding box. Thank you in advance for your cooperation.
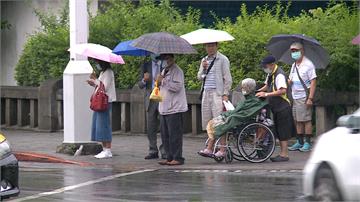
[204,112,276,164]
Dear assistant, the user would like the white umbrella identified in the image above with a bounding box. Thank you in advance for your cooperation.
[180,28,235,45]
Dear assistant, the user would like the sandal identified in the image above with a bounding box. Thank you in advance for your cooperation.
[214,150,225,157]
[198,149,213,158]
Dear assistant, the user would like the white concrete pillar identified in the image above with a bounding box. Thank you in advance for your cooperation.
[63,0,92,143]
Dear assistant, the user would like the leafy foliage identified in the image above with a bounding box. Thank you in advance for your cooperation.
[89,0,202,88]
[15,0,359,92]
[216,1,359,91]
[15,2,69,86]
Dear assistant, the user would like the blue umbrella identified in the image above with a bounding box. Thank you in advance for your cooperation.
[113,40,150,56]
[266,34,330,69]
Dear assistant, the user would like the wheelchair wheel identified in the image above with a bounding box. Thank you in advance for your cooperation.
[237,122,275,163]
[227,131,246,161]
[224,148,233,164]
[214,155,224,163]
[213,138,224,163]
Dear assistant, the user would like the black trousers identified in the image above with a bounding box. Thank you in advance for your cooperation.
[147,101,165,156]
[160,112,185,163]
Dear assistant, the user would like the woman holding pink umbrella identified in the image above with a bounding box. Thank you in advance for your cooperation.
[87,59,116,159]
[69,43,124,159]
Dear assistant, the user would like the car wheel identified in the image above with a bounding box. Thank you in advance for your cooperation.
[314,165,342,201]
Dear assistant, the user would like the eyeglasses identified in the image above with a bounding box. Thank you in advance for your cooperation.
[290,49,301,52]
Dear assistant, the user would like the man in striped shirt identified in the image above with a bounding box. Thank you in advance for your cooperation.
[197,42,232,157]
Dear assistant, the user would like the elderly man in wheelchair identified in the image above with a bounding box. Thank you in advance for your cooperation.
[198,78,276,163]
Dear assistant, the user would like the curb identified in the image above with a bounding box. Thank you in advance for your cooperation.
[13,151,95,166]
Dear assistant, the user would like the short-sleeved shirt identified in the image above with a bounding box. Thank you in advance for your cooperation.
[264,72,287,91]
[289,56,317,99]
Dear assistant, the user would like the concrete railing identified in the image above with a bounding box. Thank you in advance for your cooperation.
[314,89,359,135]
[0,86,38,128]
[1,79,359,136]
[0,79,203,135]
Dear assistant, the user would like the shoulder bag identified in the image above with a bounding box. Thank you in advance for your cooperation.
[199,57,217,100]
[90,81,109,112]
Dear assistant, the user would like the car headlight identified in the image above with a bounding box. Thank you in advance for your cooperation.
[0,134,11,158]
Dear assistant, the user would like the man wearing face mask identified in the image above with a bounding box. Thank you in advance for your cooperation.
[138,53,166,160]
[157,54,188,166]
[256,55,296,162]
[288,42,317,152]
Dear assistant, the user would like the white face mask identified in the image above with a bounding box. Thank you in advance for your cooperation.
[242,90,248,95]
[161,60,168,69]
[156,60,161,66]
[263,68,272,74]
[96,64,102,71]
[150,53,160,62]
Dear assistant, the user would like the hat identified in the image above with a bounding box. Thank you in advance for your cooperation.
[261,55,276,68]
[290,42,303,50]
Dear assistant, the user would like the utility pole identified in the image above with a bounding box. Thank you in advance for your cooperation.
[57,0,101,155]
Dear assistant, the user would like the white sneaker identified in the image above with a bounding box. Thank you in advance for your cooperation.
[94,150,112,159]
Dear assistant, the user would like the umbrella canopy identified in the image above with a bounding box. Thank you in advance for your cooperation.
[131,32,197,54]
[68,43,125,64]
[351,34,360,45]
[113,40,150,56]
[266,34,329,69]
[180,28,235,45]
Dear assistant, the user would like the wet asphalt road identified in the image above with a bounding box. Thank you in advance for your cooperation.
[6,163,305,202]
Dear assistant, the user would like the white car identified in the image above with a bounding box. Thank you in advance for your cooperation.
[303,109,360,201]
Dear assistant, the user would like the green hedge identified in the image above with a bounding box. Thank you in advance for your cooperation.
[15,0,359,92]
[216,2,359,91]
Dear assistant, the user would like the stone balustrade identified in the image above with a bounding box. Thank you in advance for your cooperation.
[1,79,358,136]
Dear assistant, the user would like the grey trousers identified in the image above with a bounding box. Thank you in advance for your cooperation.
[160,112,185,163]
[147,100,165,156]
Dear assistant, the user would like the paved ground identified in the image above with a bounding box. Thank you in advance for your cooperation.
[9,169,305,202]
[2,129,313,201]
[3,129,311,171]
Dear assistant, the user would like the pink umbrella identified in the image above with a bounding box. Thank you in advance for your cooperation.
[351,34,360,45]
[68,43,125,64]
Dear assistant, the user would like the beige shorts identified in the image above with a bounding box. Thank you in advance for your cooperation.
[206,116,225,140]
[292,97,312,122]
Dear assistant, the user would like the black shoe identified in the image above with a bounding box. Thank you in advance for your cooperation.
[144,153,159,160]
[270,155,289,162]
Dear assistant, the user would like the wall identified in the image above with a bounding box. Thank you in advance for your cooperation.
[0,0,98,86]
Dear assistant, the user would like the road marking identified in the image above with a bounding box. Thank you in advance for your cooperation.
[9,169,155,202]
[173,169,302,174]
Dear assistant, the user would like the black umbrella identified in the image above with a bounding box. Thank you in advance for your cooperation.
[131,32,197,55]
[267,34,329,69]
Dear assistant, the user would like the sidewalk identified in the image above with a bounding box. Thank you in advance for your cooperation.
[3,129,311,171]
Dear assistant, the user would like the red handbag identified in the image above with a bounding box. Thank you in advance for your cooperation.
[90,81,108,112]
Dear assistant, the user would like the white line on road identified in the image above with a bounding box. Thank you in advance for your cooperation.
[9,169,156,202]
